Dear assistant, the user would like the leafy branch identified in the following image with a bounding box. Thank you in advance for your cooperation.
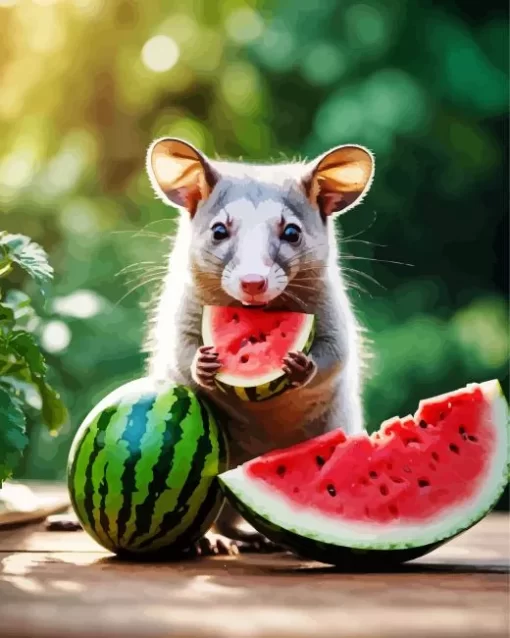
[0,232,68,487]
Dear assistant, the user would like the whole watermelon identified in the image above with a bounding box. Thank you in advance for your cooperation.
[67,377,228,557]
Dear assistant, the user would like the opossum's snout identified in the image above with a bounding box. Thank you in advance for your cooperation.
[240,274,268,296]
[222,266,288,307]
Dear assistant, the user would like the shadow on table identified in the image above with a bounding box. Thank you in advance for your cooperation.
[93,550,510,576]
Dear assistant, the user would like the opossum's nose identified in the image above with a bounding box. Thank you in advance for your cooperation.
[240,274,268,296]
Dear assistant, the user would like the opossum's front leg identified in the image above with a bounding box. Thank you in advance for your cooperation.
[213,501,284,553]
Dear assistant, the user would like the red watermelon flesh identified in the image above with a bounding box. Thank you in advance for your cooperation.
[201,306,314,384]
[220,381,508,555]
[245,383,498,524]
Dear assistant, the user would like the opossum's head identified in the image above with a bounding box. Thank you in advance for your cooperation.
[146,138,374,309]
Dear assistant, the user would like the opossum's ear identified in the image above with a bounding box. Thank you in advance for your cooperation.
[147,138,218,217]
[303,145,374,218]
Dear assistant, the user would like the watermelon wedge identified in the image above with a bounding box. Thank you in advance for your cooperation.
[219,380,509,566]
[201,306,315,402]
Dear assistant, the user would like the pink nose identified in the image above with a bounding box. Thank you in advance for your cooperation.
[240,274,268,296]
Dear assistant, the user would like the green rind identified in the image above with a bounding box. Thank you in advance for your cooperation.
[67,379,228,557]
[220,480,507,569]
[135,398,219,552]
[123,388,186,545]
[213,316,316,403]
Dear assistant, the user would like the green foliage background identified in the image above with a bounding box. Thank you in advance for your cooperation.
[0,1,507,502]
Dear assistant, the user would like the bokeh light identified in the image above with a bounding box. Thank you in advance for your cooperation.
[141,35,180,73]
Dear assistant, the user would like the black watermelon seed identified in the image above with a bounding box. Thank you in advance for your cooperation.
[316,455,325,467]
[369,471,378,479]
[327,484,336,497]
[276,465,286,477]
[418,479,430,488]
[468,435,478,442]
[449,443,460,455]
[419,420,428,429]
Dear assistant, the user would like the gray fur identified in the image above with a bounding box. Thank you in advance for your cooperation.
[143,139,374,542]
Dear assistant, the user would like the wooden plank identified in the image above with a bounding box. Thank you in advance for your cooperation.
[0,513,508,638]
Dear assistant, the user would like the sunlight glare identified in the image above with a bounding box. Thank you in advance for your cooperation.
[141,35,180,73]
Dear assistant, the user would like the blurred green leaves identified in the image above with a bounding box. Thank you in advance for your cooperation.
[0,233,68,485]
[0,386,28,485]
[0,0,506,491]
[0,232,53,286]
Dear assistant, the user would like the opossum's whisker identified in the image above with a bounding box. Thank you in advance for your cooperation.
[342,238,385,248]
[342,255,413,267]
[280,289,309,312]
[343,276,371,298]
[202,249,223,264]
[115,275,166,306]
[342,210,378,240]
[343,267,386,290]
[115,262,167,277]
[111,230,169,241]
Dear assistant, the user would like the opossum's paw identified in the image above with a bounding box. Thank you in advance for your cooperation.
[191,345,221,391]
[282,351,317,389]
[236,533,286,554]
[195,532,241,557]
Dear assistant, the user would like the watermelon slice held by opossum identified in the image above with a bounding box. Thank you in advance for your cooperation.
[220,380,509,567]
[201,306,315,402]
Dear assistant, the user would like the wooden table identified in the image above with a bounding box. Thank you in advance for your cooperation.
[0,485,508,638]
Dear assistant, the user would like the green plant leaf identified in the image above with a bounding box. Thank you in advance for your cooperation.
[0,303,15,327]
[9,331,47,378]
[3,290,33,315]
[36,380,69,433]
[0,232,53,287]
[0,261,13,278]
[0,386,28,486]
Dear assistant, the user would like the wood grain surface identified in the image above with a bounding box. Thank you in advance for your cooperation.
[0,484,508,638]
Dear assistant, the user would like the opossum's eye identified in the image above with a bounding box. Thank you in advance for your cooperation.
[211,222,229,242]
[280,223,301,244]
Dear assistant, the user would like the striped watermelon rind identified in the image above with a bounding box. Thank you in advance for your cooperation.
[67,377,228,556]
[201,306,316,403]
